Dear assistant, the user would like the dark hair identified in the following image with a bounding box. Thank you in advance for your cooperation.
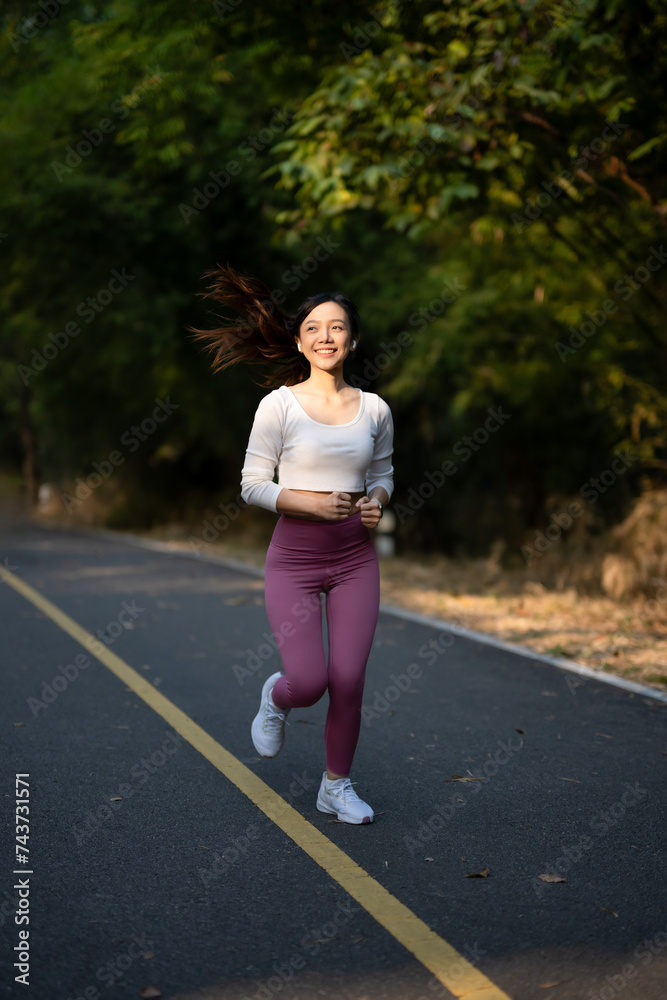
[186,262,360,388]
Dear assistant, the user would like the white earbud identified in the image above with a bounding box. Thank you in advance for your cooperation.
[352,341,356,349]
[297,343,302,352]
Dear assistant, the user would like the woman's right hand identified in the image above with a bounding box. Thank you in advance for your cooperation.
[319,491,353,520]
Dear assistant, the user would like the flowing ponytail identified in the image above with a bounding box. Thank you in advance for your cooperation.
[187,261,360,388]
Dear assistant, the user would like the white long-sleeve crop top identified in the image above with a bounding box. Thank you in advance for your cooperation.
[240,385,394,513]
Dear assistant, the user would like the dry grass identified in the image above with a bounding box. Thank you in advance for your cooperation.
[377,553,667,693]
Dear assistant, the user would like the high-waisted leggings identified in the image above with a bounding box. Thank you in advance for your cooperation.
[263,509,380,776]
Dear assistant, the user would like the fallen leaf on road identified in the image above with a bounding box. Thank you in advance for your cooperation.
[599,906,618,917]
[539,982,562,989]
[13,722,25,727]
[110,797,122,802]
[139,989,162,999]
[425,858,434,862]
[595,733,612,739]
[465,867,490,878]
[516,728,525,734]
[560,777,582,783]
[538,874,566,883]
[445,773,486,782]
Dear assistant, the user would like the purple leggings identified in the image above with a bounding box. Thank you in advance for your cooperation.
[263,509,380,776]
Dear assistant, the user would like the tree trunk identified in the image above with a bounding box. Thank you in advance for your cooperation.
[19,384,40,509]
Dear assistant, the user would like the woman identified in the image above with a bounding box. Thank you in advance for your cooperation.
[188,263,394,825]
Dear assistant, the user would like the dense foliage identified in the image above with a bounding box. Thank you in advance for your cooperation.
[1,0,664,555]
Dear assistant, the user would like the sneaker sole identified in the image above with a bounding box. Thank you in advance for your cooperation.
[251,717,283,758]
[251,671,285,758]
[316,793,373,824]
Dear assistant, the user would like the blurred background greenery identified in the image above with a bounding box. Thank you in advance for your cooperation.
[1,0,665,592]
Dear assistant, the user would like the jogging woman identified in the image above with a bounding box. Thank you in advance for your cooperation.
[188,263,394,825]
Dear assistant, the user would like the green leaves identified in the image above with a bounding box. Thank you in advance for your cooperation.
[627,136,665,162]
[0,0,664,549]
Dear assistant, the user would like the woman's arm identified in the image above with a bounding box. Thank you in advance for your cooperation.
[357,398,394,527]
[367,486,390,508]
[275,488,323,518]
[364,398,394,506]
[240,394,285,512]
[276,489,361,520]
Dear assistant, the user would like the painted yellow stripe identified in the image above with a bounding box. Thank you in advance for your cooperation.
[2,564,513,1000]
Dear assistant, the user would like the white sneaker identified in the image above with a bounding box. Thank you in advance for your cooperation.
[316,771,374,824]
[251,671,290,758]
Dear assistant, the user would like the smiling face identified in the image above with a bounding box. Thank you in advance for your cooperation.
[294,300,356,369]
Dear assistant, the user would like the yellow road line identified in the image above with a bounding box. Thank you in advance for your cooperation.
[2,564,513,1000]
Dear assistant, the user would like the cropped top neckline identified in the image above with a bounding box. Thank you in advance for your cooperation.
[280,385,364,427]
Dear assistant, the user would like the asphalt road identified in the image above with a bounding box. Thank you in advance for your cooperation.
[1,509,665,1000]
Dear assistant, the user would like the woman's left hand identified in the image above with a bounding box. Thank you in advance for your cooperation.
[355,496,383,528]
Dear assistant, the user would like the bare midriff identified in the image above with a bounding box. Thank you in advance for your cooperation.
[283,488,368,522]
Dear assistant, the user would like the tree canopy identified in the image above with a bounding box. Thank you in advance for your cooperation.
[1,0,664,555]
